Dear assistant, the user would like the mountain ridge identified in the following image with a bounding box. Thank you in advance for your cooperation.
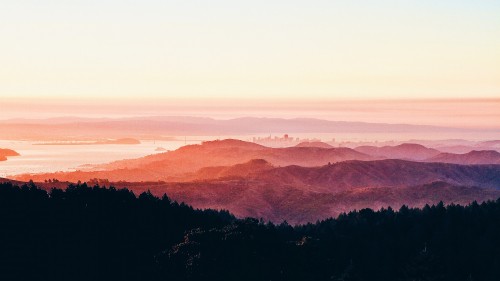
[1,116,496,140]
[354,143,441,160]
[427,150,500,165]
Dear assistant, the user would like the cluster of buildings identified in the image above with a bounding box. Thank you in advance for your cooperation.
[252,134,324,147]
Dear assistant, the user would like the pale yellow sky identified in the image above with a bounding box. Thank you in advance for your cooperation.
[1,1,499,101]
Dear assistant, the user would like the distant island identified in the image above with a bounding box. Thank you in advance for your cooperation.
[0,148,20,161]
[34,138,141,145]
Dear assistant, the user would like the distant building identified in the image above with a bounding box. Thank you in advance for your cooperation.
[252,134,323,148]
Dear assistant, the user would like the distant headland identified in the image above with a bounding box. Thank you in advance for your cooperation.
[0,148,20,161]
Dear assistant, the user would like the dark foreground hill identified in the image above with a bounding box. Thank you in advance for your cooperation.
[1,182,500,281]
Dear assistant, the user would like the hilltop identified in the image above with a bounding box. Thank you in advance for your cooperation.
[13,139,371,182]
[427,150,500,165]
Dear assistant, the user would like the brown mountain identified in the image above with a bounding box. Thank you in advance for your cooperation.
[0,148,20,161]
[251,159,500,191]
[4,175,499,224]
[104,179,500,224]
[426,150,500,165]
[185,159,275,181]
[8,158,500,224]
[9,139,500,224]
[354,143,441,161]
[120,158,500,223]
[13,139,372,182]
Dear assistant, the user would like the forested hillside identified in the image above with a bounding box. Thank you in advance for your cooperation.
[1,182,499,281]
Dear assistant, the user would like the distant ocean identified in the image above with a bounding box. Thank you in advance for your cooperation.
[0,139,198,178]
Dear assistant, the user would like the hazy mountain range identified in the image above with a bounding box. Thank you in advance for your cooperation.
[1,116,498,140]
[11,139,500,224]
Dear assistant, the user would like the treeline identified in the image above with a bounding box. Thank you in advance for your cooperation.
[0,182,234,281]
[0,182,499,281]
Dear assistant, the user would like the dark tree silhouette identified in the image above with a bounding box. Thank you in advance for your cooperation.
[0,182,499,281]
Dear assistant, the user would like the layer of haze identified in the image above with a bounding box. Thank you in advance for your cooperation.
[1,98,499,130]
[1,1,499,129]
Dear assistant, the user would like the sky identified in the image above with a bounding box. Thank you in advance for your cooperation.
[0,1,499,126]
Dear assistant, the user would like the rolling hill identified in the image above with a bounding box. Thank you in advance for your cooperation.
[354,143,441,161]
[103,178,500,224]
[251,159,500,191]
[12,157,500,224]
[8,139,500,224]
[13,139,372,182]
[294,141,334,149]
[426,150,500,165]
